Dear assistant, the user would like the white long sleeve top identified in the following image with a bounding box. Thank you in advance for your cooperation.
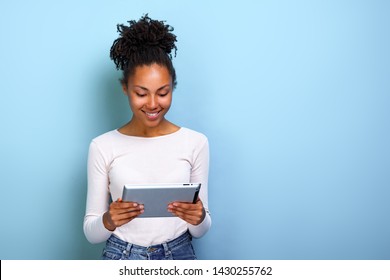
[83,127,211,246]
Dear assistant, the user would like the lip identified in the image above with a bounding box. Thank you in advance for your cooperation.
[143,110,161,121]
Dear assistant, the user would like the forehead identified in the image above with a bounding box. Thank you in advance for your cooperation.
[129,64,172,88]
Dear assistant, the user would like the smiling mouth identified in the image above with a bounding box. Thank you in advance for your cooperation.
[145,111,159,117]
[143,110,161,119]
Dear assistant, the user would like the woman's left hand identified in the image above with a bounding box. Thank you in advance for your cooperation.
[168,198,205,225]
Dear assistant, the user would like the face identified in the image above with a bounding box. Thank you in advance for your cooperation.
[122,63,173,131]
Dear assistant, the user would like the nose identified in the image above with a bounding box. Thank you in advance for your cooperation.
[146,94,158,109]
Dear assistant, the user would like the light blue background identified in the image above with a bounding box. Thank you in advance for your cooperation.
[0,0,389,259]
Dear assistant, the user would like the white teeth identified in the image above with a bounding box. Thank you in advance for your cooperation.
[145,112,158,117]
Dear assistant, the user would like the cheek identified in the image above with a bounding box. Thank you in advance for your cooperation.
[161,96,172,108]
[128,96,144,109]
[162,101,171,109]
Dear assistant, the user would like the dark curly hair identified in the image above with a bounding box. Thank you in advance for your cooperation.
[110,14,177,88]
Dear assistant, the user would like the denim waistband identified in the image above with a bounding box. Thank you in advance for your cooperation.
[106,231,192,254]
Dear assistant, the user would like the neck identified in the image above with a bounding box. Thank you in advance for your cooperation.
[119,118,179,137]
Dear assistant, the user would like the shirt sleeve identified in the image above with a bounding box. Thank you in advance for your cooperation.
[83,141,113,244]
[188,137,212,238]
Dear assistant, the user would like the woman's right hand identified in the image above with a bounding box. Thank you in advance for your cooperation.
[103,198,144,231]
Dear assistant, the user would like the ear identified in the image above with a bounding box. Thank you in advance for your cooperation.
[121,83,128,96]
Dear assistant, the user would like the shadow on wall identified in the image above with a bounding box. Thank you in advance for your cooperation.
[88,64,131,134]
[71,64,130,260]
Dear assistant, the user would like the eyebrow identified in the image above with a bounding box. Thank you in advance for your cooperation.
[134,84,171,91]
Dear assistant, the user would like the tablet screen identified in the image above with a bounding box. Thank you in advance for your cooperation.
[122,183,201,218]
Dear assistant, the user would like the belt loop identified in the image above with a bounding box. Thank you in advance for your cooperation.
[162,242,170,259]
[125,243,132,256]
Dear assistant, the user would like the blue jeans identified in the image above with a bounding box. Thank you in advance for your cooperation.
[102,231,197,260]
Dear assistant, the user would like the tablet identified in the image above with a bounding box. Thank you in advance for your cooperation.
[122,183,201,218]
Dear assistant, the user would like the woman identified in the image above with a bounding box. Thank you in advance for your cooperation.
[83,15,211,260]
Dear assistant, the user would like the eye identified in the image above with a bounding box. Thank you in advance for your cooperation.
[158,91,169,97]
[135,92,146,97]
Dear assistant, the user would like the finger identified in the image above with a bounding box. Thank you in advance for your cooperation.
[168,205,202,219]
[168,206,200,217]
[170,209,202,225]
[111,200,144,212]
[118,209,144,220]
[170,206,201,218]
[112,204,144,215]
[171,199,203,208]
[113,201,141,208]
[169,202,198,210]
[169,203,202,214]
[111,208,144,225]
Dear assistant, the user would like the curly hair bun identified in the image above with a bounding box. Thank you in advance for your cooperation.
[110,14,177,71]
